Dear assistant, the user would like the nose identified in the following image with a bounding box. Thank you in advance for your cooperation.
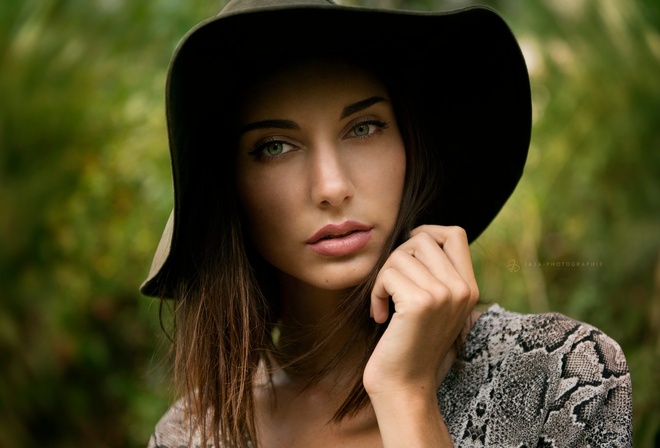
[309,143,354,208]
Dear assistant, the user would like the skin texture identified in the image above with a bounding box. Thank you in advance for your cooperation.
[235,60,479,447]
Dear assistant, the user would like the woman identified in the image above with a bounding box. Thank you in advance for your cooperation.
[143,0,632,447]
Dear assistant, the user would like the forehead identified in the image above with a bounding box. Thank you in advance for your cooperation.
[237,59,390,119]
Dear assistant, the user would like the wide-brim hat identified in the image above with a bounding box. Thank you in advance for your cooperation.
[140,0,531,298]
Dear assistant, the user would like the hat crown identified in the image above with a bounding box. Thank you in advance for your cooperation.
[221,0,336,15]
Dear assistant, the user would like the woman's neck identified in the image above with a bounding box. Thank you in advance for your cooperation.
[271,272,365,381]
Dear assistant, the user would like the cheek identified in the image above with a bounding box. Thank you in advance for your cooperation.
[364,145,406,207]
[379,146,406,226]
[385,158,406,213]
[390,149,407,189]
[237,176,301,248]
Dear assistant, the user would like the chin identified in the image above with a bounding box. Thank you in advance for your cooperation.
[271,251,381,294]
[309,261,376,291]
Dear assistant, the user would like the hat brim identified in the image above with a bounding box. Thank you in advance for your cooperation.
[141,3,531,298]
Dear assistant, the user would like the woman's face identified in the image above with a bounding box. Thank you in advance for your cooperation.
[235,60,406,292]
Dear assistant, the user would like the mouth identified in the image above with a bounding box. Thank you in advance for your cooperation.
[306,221,373,244]
[306,221,373,257]
[319,229,359,240]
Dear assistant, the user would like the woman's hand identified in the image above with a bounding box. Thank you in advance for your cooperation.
[364,225,479,447]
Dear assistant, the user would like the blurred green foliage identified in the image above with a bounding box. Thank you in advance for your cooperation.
[0,0,657,447]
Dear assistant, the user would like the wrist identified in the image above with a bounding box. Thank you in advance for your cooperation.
[368,386,452,448]
[365,373,439,401]
[368,382,438,413]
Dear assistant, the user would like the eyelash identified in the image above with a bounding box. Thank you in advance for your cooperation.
[248,138,295,161]
[248,119,390,161]
[348,119,390,138]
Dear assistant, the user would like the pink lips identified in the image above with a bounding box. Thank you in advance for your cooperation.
[306,221,373,257]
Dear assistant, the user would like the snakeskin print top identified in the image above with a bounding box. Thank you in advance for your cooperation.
[438,304,631,446]
[148,304,633,447]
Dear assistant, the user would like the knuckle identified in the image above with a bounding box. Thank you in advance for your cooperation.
[415,289,438,308]
[412,231,435,246]
[388,248,409,267]
[411,224,430,235]
[419,282,450,309]
[430,282,451,301]
[380,266,397,279]
[448,225,468,240]
[453,282,473,302]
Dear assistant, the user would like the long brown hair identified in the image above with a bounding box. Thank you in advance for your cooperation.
[160,59,442,448]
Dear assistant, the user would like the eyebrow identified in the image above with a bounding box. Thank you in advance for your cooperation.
[237,119,300,137]
[237,96,389,137]
[340,96,388,119]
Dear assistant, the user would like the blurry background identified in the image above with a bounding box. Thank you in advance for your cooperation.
[0,0,658,446]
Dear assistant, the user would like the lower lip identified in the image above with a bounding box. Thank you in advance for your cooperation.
[307,230,372,257]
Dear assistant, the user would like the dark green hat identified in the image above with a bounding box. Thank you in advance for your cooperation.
[141,0,531,298]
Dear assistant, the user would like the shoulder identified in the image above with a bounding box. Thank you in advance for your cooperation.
[465,304,629,372]
[439,305,632,447]
[465,304,631,400]
[148,399,200,448]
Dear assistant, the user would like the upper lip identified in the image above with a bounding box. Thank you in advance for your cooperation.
[306,221,373,244]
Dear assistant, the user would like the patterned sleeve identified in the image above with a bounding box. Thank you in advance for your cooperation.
[537,322,633,447]
[146,399,195,448]
[438,305,633,447]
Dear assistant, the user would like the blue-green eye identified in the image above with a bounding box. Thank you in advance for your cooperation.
[353,123,371,136]
[264,141,284,156]
[348,120,389,138]
[249,139,295,161]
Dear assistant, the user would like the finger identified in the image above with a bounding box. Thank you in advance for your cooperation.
[393,231,472,303]
[384,229,478,309]
[373,248,469,323]
[410,225,479,300]
[396,231,457,281]
[371,266,431,324]
[381,248,466,309]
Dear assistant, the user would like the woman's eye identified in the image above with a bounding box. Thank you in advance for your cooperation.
[249,140,295,160]
[353,123,371,136]
[264,141,285,156]
[348,120,389,138]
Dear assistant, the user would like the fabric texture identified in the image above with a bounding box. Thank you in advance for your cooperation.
[147,304,632,447]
